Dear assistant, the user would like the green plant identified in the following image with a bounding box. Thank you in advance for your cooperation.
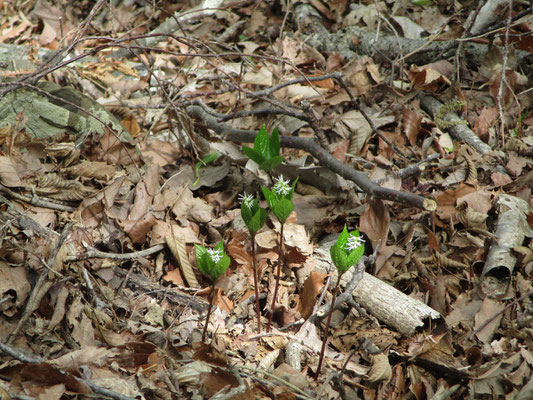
[262,175,298,332]
[239,192,267,333]
[194,241,231,342]
[315,225,365,380]
[242,125,284,172]
[193,152,219,187]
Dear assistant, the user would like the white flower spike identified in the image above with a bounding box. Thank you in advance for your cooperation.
[238,192,254,209]
[273,175,291,196]
[345,234,365,252]
[206,248,223,264]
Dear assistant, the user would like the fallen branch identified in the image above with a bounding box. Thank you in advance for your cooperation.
[186,104,437,210]
[419,95,494,154]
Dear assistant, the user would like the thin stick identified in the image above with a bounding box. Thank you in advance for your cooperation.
[202,283,216,342]
[267,222,285,332]
[315,273,342,381]
[251,237,262,333]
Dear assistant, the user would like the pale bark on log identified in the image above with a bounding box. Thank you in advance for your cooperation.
[419,95,494,154]
[347,271,442,336]
[481,194,531,298]
[315,237,442,336]
[293,4,533,75]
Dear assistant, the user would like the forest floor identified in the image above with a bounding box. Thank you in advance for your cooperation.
[0,1,532,399]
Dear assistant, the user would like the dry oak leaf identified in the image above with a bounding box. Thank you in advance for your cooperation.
[366,353,392,383]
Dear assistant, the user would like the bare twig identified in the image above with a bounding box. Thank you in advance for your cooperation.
[496,0,513,147]
[65,243,165,262]
[0,184,76,212]
[396,153,439,179]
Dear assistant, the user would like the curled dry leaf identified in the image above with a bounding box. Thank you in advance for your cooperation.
[403,106,423,147]
[166,235,200,288]
[298,271,328,320]
[366,352,392,383]
[360,197,390,250]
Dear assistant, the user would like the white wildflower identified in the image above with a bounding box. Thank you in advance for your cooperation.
[207,248,223,263]
[345,234,365,252]
[273,175,291,196]
[238,192,254,209]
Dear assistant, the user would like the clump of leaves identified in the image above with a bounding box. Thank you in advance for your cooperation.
[194,241,231,342]
[315,225,365,380]
[262,174,298,332]
[242,125,284,172]
[239,192,267,333]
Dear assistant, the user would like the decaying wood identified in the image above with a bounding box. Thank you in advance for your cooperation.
[481,194,531,298]
[315,239,442,336]
[348,271,442,336]
[419,95,493,154]
[293,4,533,75]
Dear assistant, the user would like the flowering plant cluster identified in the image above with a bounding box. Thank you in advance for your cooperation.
[194,241,231,342]
[194,241,230,281]
[315,224,365,379]
[195,125,367,369]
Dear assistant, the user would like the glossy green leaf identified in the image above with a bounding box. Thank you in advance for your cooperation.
[254,125,270,157]
[259,155,284,172]
[247,207,267,235]
[272,198,294,223]
[242,146,265,165]
[268,127,281,158]
[330,225,365,273]
[262,186,275,207]
[195,242,231,281]
[243,125,284,172]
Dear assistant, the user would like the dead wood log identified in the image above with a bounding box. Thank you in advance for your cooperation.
[481,194,532,298]
[293,4,533,74]
[419,95,494,155]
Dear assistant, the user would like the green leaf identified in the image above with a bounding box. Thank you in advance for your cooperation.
[268,127,281,158]
[195,242,231,281]
[330,226,365,273]
[195,244,209,276]
[287,177,298,201]
[259,155,284,172]
[272,197,294,223]
[242,146,265,165]
[330,225,349,271]
[212,253,230,280]
[254,125,270,157]
[330,243,348,272]
[248,207,267,235]
[241,200,254,226]
[346,242,365,269]
[193,152,219,187]
[262,186,275,208]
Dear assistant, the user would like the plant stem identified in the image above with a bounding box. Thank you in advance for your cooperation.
[202,283,216,342]
[315,273,342,381]
[267,222,284,332]
[251,236,261,333]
